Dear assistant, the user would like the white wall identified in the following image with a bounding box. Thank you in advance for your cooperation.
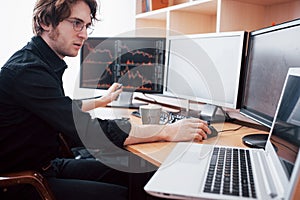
[1,0,136,99]
[1,1,35,67]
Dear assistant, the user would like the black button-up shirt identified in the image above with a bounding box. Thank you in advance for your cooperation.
[0,36,130,173]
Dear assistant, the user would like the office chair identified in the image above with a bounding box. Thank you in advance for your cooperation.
[0,170,55,200]
[0,133,77,200]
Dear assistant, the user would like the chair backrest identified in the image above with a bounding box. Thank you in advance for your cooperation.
[0,170,55,200]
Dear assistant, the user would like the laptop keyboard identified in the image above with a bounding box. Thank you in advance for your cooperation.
[203,147,257,198]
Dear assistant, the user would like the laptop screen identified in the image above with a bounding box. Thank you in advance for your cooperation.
[270,74,300,180]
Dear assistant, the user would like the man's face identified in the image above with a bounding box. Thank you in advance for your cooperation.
[42,1,92,59]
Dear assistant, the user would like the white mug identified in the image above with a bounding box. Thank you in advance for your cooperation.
[139,104,169,125]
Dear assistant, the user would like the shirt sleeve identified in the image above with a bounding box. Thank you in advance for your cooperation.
[102,119,131,148]
[73,99,83,108]
[13,65,130,150]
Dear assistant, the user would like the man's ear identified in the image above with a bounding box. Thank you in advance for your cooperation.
[40,22,51,32]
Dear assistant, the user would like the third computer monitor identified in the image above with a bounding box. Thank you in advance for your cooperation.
[240,19,300,129]
[165,31,247,121]
[239,18,300,148]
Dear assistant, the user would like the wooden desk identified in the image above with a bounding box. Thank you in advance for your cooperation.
[92,107,299,199]
[127,123,268,166]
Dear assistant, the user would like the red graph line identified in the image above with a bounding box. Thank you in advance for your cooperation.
[120,66,153,86]
[85,42,114,59]
[119,44,154,59]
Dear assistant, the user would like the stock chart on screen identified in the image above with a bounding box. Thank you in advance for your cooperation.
[80,37,165,93]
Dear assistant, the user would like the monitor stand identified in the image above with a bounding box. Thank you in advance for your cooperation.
[199,104,229,123]
[242,134,268,149]
[109,91,147,109]
[229,118,270,149]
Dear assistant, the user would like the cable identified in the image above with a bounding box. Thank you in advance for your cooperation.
[219,125,244,133]
[198,125,244,160]
[142,93,158,104]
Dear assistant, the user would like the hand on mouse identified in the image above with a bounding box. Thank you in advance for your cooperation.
[163,118,210,142]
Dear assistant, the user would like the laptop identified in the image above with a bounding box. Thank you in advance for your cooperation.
[144,67,300,200]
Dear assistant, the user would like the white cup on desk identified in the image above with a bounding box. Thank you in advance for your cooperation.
[139,104,169,125]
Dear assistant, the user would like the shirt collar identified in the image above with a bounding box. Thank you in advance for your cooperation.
[31,36,68,74]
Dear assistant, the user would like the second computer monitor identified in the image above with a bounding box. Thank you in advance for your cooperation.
[165,31,247,119]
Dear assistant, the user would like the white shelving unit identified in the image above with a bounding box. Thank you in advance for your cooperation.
[135,0,300,37]
[133,0,300,110]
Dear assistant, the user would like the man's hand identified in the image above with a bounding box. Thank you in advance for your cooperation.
[102,83,123,104]
[164,118,210,142]
[81,83,123,112]
[124,118,211,145]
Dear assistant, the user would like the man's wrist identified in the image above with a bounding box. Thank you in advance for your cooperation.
[95,97,109,107]
[158,124,172,142]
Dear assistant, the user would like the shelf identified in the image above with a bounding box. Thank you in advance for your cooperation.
[168,0,215,12]
[136,0,216,19]
[136,0,218,36]
[136,8,168,20]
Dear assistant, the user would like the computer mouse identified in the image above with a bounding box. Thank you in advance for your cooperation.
[206,125,218,139]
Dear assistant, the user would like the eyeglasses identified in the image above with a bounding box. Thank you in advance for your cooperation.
[65,18,94,35]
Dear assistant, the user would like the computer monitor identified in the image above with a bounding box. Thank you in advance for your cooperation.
[240,18,300,148]
[80,37,166,108]
[164,31,247,121]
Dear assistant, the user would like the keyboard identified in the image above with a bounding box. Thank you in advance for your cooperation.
[169,113,188,123]
[203,147,256,198]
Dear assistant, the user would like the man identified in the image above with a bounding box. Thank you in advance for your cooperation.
[0,0,210,199]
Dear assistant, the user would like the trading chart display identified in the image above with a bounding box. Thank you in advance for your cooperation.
[80,37,165,93]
